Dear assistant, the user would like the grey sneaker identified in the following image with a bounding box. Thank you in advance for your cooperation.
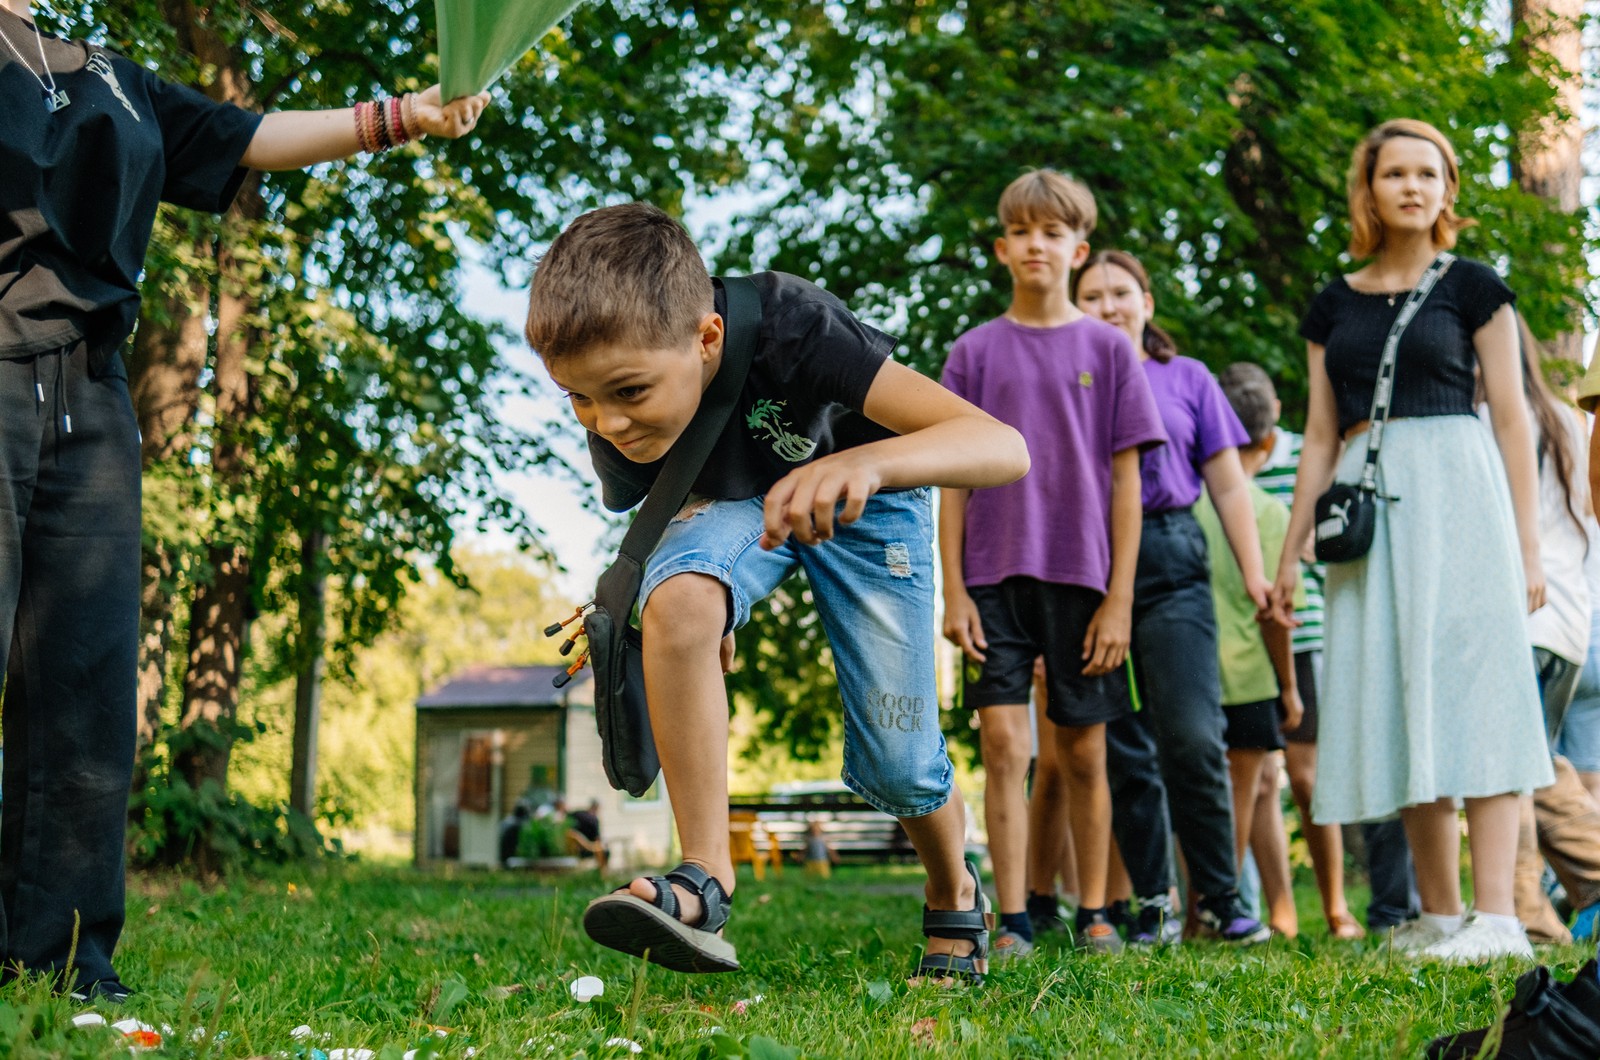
[991,928,1035,962]
[1074,912,1126,953]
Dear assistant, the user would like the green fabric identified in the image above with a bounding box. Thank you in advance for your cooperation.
[1195,485,1304,706]
[437,0,582,98]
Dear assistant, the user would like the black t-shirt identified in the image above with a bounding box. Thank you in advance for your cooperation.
[0,8,262,360]
[1300,257,1515,435]
[589,272,899,512]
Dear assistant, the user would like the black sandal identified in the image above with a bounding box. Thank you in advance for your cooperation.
[912,859,989,985]
[582,862,738,973]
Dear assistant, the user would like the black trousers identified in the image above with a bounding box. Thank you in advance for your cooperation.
[1107,508,1240,902]
[0,343,139,988]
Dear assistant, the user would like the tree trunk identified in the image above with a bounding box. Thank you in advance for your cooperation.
[130,296,212,759]
[162,0,265,864]
[289,529,329,818]
[1511,0,1584,361]
[173,235,261,811]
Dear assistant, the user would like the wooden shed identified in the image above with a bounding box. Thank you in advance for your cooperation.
[414,665,675,870]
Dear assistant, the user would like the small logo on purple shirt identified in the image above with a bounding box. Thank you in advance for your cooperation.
[1079,371,1093,389]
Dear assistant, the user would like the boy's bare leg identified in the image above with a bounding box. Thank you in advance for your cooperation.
[1401,798,1464,916]
[899,794,982,968]
[1056,722,1110,910]
[978,705,1032,919]
[628,572,736,922]
[1027,694,1078,902]
[1249,756,1298,937]
[1226,748,1267,874]
[1285,741,1351,926]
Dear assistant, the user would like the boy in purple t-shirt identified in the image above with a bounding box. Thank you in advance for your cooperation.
[940,171,1166,957]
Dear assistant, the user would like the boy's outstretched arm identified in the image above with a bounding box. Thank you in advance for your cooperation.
[761,360,1030,549]
[1082,447,1141,676]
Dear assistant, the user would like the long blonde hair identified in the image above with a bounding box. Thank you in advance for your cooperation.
[1346,119,1474,259]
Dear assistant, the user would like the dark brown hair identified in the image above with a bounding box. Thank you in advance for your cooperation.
[1071,249,1178,363]
[997,169,1097,236]
[525,202,714,362]
[1516,315,1586,541]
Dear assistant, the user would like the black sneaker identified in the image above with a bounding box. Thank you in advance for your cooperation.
[68,979,134,1004]
[1027,893,1069,936]
[1128,894,1183,946]
[1428,960,1600,1059]
[1194,893,1271,945]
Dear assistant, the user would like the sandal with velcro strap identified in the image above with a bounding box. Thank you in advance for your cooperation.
[912,859,989,986]
[582,862,738,973]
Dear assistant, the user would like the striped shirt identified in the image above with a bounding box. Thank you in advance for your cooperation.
[1255,429,1325,654]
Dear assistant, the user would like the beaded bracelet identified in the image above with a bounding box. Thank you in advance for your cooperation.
[353,95,423,154]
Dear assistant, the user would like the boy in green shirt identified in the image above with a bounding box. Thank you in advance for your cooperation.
[1195,364,1304,936]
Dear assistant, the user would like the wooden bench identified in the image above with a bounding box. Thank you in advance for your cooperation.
[727,792,917,864]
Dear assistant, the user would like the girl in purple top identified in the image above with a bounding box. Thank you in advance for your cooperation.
[1072,249,1272,944]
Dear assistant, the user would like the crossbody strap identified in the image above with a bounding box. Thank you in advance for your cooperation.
[1358,251,1454,492]
[616,276,761,565]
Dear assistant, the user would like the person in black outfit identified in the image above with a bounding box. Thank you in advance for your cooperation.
[0,0,487,1000]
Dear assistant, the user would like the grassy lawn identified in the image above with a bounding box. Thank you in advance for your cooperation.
[4,861,1592,1058]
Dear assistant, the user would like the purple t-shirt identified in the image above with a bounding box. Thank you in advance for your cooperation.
[941,316,1167,592]
[1139,355,1249,512]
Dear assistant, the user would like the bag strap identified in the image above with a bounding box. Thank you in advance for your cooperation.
[616,276,761,565]
[1358,251,1454,492]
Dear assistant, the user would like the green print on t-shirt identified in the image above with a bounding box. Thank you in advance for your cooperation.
[745,398,818,463]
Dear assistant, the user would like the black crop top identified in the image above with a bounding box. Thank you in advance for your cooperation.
[1299,258,1515,435]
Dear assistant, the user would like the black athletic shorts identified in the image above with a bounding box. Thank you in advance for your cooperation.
[1223,697,1286,751]
[1284,650,1319,745]
[961,577,1132,728]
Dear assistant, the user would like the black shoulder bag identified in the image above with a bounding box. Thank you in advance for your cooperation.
[544,277,761,797]
[1312,252,1453,563]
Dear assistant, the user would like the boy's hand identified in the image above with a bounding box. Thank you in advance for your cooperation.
[760,451,882,549]
[720,632,736,674]
[1081,594,1131,677]
[1279,687,1305,734]
[942,591,988,663]
[1265,573,1301,629]
[1244,573,1273,616]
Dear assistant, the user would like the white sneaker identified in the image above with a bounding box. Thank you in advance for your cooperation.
[1384,917,1452,954]
[1421,913,1535,964]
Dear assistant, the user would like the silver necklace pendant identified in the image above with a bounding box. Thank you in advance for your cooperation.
[43,86,69,112]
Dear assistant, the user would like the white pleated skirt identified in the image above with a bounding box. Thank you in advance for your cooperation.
[1313,415,1553,823]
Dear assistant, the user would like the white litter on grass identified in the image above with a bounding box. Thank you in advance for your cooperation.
[111,1019,156,1035]
[291,1025,314,1039]
[570,975,605,1002]
[71,1012,107,1028]
[605,1037,643,1054]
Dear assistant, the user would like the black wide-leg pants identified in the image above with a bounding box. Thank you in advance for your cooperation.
[0,343,139,989]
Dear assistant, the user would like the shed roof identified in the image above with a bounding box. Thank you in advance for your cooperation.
[416,665,591,710]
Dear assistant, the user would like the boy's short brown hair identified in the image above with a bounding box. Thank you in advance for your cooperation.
[525,202,714,362]
[997,170,1097,235]
[1217,362,1278,446]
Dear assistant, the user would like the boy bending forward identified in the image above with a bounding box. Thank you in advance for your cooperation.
[525,203,1029,981]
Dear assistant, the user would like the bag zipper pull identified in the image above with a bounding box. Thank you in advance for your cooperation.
[543,602,594,638]
[552,646,591,688]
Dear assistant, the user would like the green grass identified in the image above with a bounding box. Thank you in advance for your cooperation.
[2,862,1592,1058]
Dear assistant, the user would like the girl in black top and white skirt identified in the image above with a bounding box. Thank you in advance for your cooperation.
[0,0,487,999]
[1267,119,1552,963]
